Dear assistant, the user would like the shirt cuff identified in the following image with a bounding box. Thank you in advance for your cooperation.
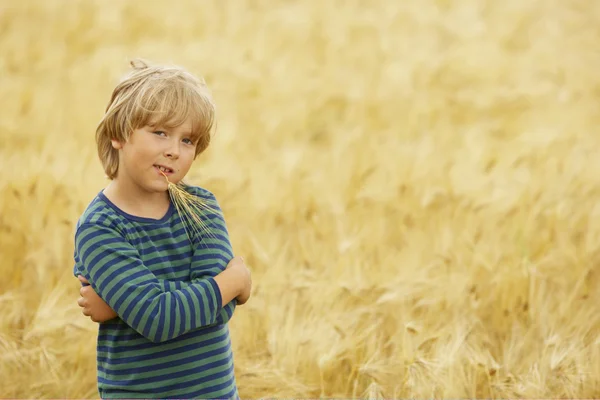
[207,277,223,312]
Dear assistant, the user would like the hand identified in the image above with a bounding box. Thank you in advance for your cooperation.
[226,256,246,271]
[77,276,118,323]
[226,256,252,305]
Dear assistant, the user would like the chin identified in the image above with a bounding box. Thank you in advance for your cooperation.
[145,181,170,193]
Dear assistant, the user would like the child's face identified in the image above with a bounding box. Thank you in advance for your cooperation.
[111,117,197,194]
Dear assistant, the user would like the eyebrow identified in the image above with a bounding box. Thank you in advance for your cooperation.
[148,124,191,134]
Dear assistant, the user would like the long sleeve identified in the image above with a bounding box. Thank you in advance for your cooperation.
[166,282,235,327]
[188,191,237,326]
[74,222,223,343]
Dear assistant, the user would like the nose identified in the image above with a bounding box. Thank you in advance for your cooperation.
[164,142,180,160]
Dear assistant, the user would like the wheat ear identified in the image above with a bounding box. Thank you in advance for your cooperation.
[159,170,221,244]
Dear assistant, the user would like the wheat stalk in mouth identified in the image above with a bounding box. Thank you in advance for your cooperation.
[159,169,220,244]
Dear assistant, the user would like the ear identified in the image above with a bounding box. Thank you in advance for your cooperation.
[111,139,124,150]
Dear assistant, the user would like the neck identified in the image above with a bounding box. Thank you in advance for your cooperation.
[104,178,171,219]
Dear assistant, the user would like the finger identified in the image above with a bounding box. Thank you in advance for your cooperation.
[80,286,91,297]
[78,275,90,284]
[82,308,91,317]
[77,297,85,307]
[227,256,245,268]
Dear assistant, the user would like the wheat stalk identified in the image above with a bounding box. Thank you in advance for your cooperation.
[158,170,221,244]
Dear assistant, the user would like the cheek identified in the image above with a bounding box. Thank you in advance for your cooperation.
[121,147,153,173]
[176,152,195,172]
[183,149,196,164]
[129,145,154,162]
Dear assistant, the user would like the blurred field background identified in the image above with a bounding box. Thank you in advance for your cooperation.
[1,0,600,398]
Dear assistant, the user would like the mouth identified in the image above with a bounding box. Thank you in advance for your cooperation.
[154,165,174,176]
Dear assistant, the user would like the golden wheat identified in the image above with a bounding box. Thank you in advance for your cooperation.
[1,0,599,398]
[160,169,222,245]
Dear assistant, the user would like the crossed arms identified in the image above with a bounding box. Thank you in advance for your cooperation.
[74,212,251,343]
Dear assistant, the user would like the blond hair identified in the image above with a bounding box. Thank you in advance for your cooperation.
[96,59,216,179]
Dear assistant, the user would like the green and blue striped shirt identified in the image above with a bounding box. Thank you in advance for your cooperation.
[73,185,239,399]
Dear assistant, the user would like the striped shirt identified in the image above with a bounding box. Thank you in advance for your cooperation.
[73,185,239,399]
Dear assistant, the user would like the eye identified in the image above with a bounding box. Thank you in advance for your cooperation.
[153,131,167,137]
[182,138,195,145]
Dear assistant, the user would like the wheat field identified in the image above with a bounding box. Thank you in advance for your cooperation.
[1,0,600,398]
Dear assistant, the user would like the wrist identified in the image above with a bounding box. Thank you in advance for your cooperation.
[230,266,244,296]
[214,266,244,305]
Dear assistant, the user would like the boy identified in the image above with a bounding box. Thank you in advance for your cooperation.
[73,59,251,399]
